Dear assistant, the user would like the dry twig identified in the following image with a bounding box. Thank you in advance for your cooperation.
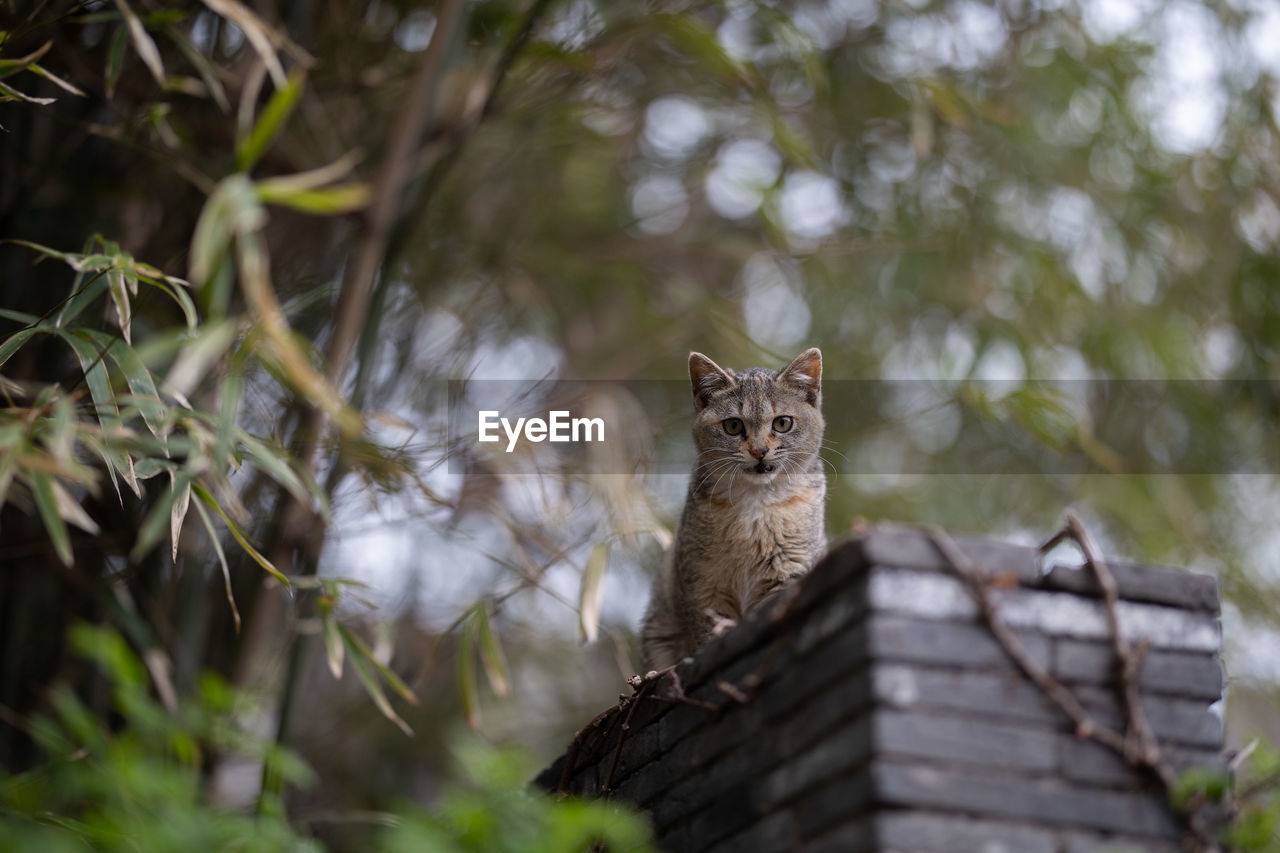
[926,518,1218,850]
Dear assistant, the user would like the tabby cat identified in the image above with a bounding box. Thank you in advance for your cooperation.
[640,348,827,670]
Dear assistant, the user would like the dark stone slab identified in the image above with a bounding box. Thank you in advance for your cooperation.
[873,761,1181,838]
[770,666,871,758]
[872,662,1060,724]
[1043,559,1219,613]
[1073,685,1223,749]
[874,709,1059,773]
[609,757,671,808]
[1058,736,1225,788]
[867,613,1053,672]
[1058,829,1181,852]
[873,812,1057,853]
[793,770,875,839]
[1055,639,1223,698]
[858,525,1042,584]
[759,717,873,810]
[703,810,799,853]
[852,525,1219,612]
[679,779,762,852]
[803,817,876,853]
[758,628,871,724]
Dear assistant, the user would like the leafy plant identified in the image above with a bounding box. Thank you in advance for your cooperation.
[380,737,656,853]
[0,624,318,851]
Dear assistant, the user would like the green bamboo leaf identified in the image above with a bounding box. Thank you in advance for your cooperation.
[476,603,511,698]
[254,182,370,215]
[214,371,241,471]
[235,69,304,172]
[31,471,73,566]
[54,329,124,499]
[458,615,481,731]
[578,542,609,644]
[199,0,294,86]
[130,465,180,560]
[3,238,68,260]
[80,329,165,440]
[132,265,199,332]
[322,614,343,679]
[169,468,191,561]
[654,13,754,87]
[51,479,100,535]
[0,41,52,70]
[165,26,228,111]
[106,24,128,97]
[342,630,412,736]
[47,388,75,463]
[338,624,418,706]
[56,270,111,329]
[29,64,86,97]
[107,268,132,345]
[0,441,20,508]
[0,308,38,324]
[0,327,40,368]
[236,430,307,502]
[163,320,235,399]
[114,0,166,86]
[192,499,239,631]
[191,482,288,587]
[0,80,55,104]
[188,186,231,287]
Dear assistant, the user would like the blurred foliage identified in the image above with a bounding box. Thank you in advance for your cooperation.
[2,0,1280,848]
[0,624,319,852]
[0,625,652,853]
[381,737,656,853]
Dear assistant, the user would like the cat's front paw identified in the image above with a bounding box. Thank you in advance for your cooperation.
[704,609,738,637]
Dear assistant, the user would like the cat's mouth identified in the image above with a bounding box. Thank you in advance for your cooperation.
[750,461,777,475]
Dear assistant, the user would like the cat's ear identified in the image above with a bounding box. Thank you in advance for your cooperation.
[689,352,734,410]
[780,347,822,406]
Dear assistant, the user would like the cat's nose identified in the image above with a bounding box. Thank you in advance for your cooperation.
[748,446,768,460]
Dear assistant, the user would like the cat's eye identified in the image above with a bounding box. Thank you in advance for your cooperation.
[773,416,794,433]
[722,417,745,435]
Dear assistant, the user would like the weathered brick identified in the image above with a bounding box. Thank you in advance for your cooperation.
[1055,639,1223,698]
[759,716,873,810]
[1058,736,1225,788]
[874,709,1059,773]
[803,816,876,853]
[855,526,1219,613]
[703,809,799,853]
[873,761,1181,837]
[872,662,1058,724]
[858,526,1040,582]
[1058,829,1181,852]
[793,771,875,839]
[874,812,1057,853]
[1043,560,1219,613]
[1073,685,1223,748]
[759,629,871,723]
[772,668,871,757]
[680,779,763,851]
[867,613,1053,672]
[867,567,1220,651]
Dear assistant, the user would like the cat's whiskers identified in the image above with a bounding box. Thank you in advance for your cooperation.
[709,456,741,496]
[819,439,850,463]
[694,457,738,491]
[777,454,800,489]
[817,452,839,479]
[773,450,793,484]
